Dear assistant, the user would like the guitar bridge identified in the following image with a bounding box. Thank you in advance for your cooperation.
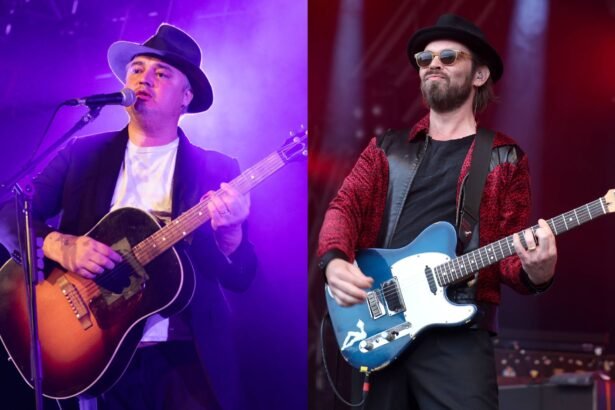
[382,278,406,315]
[58,275,92,330]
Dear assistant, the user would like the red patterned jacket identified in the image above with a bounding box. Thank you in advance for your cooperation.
[318,115,545,305]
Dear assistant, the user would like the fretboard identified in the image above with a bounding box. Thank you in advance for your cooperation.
[131,151,287,266]
[435,196,609,286]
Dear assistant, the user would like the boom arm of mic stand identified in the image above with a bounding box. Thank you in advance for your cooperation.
[6,105,103,409]
[0,105,103,203]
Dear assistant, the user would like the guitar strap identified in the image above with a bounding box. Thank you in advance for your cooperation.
[457,128,495,252]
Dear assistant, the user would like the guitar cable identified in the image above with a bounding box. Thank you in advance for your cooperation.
[320,312,370,408]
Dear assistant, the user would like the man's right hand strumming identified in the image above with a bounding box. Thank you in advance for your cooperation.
[42,232,123,279]
[325,258,374,307]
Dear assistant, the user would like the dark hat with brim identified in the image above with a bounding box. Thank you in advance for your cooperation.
[407,14,504,83]
[108,23,213,113]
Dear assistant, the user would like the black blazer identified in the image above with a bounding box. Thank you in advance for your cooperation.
[0,127,257,409]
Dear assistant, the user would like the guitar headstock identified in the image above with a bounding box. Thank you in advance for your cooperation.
[278,126,307,163]
[604,189,615,213]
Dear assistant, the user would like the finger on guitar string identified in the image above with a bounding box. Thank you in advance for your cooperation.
[332,290,366,307]
[512,232,533,260]
[208,190,231,215]
[326,259,372,289]
[89,251,117,270]
[219,182,251,212]
[326,259,372,306]
[348,263,374,288]
[82,260,105,275]
[91,240,123,263]
[76,267,96,280]
[210,184,250,225]
[522,229,537,252]
[204,190,228,230]
[535,218,556,254]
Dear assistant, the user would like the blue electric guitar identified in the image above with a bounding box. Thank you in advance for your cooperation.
[325,190,615,372]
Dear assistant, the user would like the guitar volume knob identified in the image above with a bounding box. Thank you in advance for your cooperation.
[361,341,374,351]
[385,331,398,342]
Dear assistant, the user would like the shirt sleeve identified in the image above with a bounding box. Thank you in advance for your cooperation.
[317,138,388,266]
[496,151,553,294]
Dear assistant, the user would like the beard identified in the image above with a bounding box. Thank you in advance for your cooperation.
[421,71,473,113]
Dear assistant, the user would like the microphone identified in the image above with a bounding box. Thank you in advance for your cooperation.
[63,88,136,107]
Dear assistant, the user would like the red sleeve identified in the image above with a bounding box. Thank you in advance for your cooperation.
[317,138,389,262]
[495,153,537,294]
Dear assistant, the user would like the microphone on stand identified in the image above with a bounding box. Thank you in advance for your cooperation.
[63,88,136,107]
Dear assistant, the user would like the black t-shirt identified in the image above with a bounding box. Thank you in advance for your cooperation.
[390,134,474,248]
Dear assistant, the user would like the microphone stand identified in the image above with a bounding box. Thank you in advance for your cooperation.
[1,104,103,410]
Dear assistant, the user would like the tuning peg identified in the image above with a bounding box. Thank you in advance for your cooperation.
[289,130,295,137]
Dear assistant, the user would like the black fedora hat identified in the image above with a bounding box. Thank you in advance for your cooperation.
[407,14,503,83]
[108,23,213,113]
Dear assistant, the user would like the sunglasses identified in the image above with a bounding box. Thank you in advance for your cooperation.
[414,49,472,68]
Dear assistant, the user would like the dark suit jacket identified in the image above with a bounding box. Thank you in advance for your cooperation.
[0,127,257,409]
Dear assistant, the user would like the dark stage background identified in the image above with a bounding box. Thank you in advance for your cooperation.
[308,0,615,408]
[0,0,306,409]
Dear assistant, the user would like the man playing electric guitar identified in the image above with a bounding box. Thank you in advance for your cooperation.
[0,24,256,410]
[318,14,557,410]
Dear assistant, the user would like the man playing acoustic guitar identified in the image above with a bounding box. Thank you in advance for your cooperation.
[0,24,256,410]
[318,14,557,409]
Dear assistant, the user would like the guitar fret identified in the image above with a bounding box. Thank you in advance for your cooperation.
[450,260,457,282]
[563,211,575,230]
[496,240,505,259]
[572,208,581,226]
[560,214,569,231]
[457,258,466,277]
[585,204,592,219]
[600,197,607,215]
[443,264,450,285]
[551,219,559,234]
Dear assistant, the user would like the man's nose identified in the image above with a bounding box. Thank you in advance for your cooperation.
[138,68,155,85]
[428,55,443,69]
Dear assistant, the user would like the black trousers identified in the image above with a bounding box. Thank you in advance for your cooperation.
[96,341,221,410]
[362,327,498,410]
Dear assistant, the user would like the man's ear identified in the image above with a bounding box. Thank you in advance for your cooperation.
[183,87,194,108]
[473,66,490,87]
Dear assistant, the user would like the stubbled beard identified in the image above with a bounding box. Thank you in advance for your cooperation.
[421,71,473,113]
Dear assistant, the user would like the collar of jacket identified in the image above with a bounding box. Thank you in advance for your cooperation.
[99,125,199,220]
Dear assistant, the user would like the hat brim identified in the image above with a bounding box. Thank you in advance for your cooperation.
[108,41,213,113]
[407,27,503,83]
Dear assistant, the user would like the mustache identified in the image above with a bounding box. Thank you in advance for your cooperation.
[423,70,449,80]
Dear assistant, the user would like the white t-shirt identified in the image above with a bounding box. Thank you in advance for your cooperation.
[110,138,179,342]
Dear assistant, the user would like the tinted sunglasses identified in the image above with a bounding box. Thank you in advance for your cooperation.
[414,49,471,68]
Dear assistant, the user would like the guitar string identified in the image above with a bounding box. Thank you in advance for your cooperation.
[78,155,285,298]
[368,199,606,297]
[434,199,605,285]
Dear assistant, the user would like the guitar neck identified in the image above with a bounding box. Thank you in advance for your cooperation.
[436,196,610,286]
[132,151,287,265]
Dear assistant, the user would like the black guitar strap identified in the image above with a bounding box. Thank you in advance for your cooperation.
[458,128,495,251]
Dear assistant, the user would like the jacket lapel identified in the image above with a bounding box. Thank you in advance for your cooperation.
[93,128,129,219]
[171,128,199,218]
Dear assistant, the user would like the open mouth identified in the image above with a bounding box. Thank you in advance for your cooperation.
[135,90,152,99]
